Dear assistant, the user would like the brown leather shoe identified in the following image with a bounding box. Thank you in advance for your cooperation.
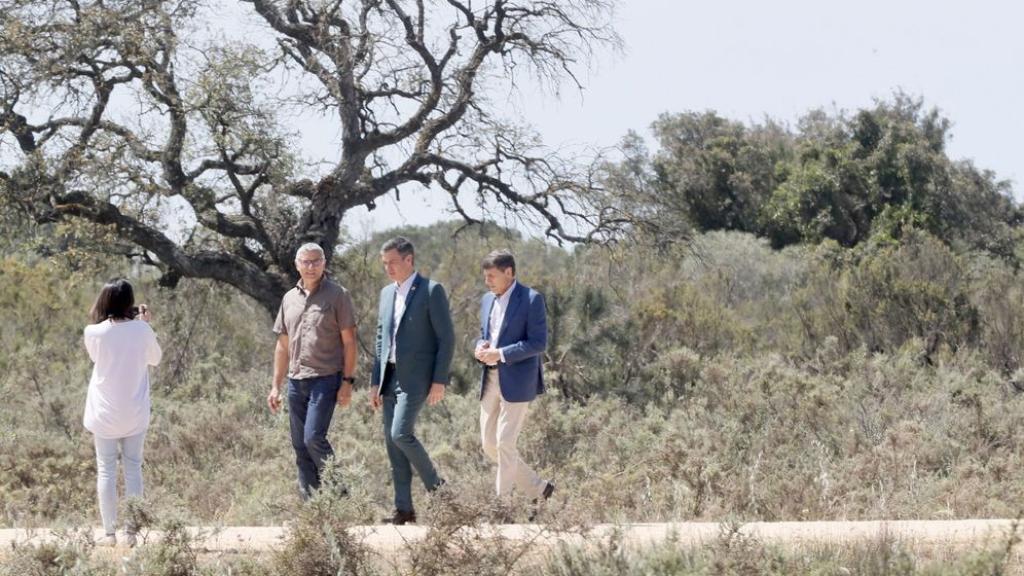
[382,509,416,525]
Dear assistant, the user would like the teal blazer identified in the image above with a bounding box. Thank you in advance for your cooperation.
[372,274,455,396]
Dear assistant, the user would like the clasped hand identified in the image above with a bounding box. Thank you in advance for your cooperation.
[475,341,501,365]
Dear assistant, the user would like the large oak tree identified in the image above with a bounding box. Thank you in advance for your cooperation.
[0,0,623,313]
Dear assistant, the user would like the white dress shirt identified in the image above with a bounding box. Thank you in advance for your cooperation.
[388,272,418,363]
[487,280,517,365]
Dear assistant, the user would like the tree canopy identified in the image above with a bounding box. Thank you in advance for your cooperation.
[608,95,1022,257]
[0,0,623,314]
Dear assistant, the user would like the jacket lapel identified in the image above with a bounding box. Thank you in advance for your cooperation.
[394,273,421,337]
[380,282,395,366]
[497,283,523,343]
[403,273,421,316]
[483,293,496,341]
[385,280,397,332]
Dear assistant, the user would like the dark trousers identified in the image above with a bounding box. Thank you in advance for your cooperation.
[382,364,440,512]
[288,373,340,498]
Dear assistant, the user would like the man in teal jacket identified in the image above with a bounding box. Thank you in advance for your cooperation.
[371,236,455,524]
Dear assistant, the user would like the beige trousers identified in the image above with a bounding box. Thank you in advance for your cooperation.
[480,370,546,497]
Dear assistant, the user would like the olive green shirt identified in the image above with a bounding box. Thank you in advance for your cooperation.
[273,276,356,380]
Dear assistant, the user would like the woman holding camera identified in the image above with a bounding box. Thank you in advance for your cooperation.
[83,278,162,547]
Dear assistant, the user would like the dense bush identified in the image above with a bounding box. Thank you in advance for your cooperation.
[616,94,1023,257]
[542,527,1020,576]
[792,230,980,361]
[3,223,1024,532]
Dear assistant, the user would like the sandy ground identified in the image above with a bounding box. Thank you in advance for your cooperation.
[1,519,1019,554]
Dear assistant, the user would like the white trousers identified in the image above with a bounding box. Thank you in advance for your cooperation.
[480,370,545,497]
[94,432,145,535]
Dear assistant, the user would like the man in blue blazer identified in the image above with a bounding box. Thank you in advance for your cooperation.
[371,237,455,525]
[474,250,554,511]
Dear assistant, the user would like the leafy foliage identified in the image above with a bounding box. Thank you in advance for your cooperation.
[3,222,1024,534]
[618,95,1022,256]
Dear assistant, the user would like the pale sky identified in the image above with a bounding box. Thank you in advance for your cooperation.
[10,1,1016,240]
[341,0,1024,235]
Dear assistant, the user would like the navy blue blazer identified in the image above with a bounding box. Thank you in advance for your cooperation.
[478,282,547,402]
[372,274,455,396]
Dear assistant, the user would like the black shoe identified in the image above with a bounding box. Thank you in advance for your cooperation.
[528,482,555,522]
[541,482,555,501]
[428,478,447,492]
[531,482,555,504]
[382,509,416,525]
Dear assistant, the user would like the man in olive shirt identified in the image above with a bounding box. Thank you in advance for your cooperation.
[268,243,358,498]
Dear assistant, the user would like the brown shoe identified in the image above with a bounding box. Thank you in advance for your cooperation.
[382,509,416,525]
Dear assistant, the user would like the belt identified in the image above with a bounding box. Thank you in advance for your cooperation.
[485,365,499,371]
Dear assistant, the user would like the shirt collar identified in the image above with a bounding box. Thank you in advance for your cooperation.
[395,271,418,295]
[296,274,329,296]
[497,280,518,306]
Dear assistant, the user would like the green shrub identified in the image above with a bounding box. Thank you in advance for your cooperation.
[541,527,1020,576]
[270,492,378,576]
[794,230,979,360]
[0,530,104,576]
[3,224,1024,530]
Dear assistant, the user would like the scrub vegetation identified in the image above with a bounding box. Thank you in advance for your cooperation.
[3,96,1024,573]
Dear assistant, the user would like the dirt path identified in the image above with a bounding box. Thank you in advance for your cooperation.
[1,519,1019,554]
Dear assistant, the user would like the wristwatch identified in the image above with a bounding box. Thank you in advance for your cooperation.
[342,376,356,385]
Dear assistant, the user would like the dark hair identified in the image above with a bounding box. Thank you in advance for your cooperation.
[481,249,516,275]
[381,236,415,261]
[90,278,136,324]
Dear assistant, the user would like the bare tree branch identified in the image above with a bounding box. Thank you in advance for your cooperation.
[0,0,623,314]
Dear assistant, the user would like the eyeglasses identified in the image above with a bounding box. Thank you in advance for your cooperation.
[296,258,324,268]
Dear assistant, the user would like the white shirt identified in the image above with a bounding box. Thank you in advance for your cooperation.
[82,319,162,439]
[487,281,517,365]
[388,272,418,363]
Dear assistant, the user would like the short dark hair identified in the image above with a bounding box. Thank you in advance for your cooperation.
[481,249,516,275]
[381,236,415,262]
[90,278,136,324]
